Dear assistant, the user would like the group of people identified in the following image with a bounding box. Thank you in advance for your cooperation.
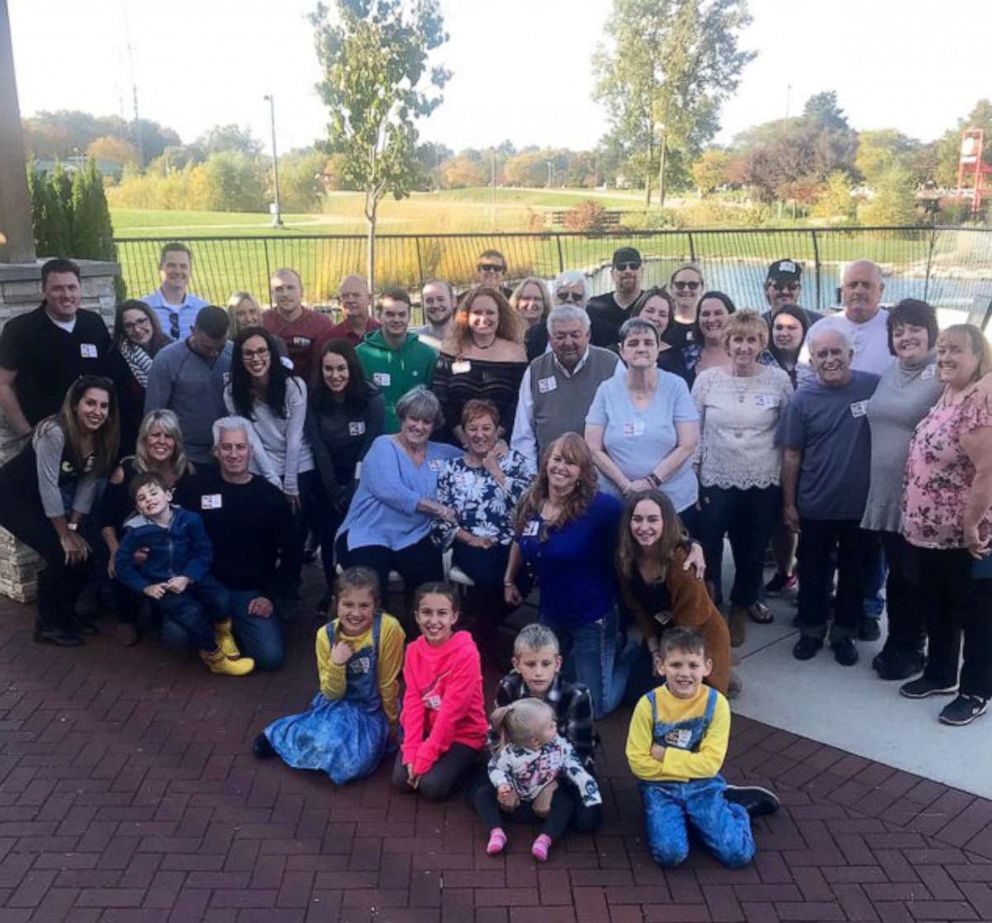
[0,239,990,867]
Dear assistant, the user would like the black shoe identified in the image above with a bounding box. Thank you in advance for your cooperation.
[764,572,789,596]
[34,627,85,647]
[900,677,959,699]
[724,784,780,817]
[873,649,924,681]
[792,636,822,661]
[831,637,859,667]
[857,618,881,642]
[252,733,277,758]
[939,694,989,726]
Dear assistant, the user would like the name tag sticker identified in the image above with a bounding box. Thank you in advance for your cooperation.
[523,521,540,537]
[623,420,646,437]
[850,400,868,418]
[80,343,98,358]
[452,360,472,374]
[291,336,312,347]
[200,494,223,510]
[754,394,778,409]
[921,364,936,381]
[428,459,443,472]
[348,421,366,436]
[537,376,558,394]
[354,461,362,479]
[373,372,391,387]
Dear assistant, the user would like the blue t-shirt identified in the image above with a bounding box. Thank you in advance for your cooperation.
[517,491,622,627]
[775,370,879,520]
[585,370,699,511]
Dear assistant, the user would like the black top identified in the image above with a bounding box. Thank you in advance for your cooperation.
[656,345,691,384]
[586,291,636,349]
[525,323,549,361]
[174,468,294,598]
[0,305,110,425]
[628,568,674,628]
[105,350,146,459]
[432,353,528,445]
[99,456,195,534]
[662,319,696,351]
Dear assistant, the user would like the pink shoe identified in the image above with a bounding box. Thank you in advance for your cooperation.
[531,833,552,862]
[486,828,507,855]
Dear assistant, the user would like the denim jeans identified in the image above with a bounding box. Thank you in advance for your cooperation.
[544,607,636,719]
[698,484,782,609]
[161,585,285,670]
[639,775,754,868]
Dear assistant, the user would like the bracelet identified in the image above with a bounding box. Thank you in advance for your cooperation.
[647,473,662,488]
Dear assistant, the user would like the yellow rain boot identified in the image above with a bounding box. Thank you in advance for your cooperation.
[201,647,255,676]
[214,618,240,658]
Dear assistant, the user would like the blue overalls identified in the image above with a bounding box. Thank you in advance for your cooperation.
[638,686,754,868]
[264,614,391,784]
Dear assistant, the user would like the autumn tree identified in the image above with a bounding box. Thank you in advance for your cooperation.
[691,148,732,193]
[593,0,754,207]
[855,130,920,187]
[311,0,450,287]
[86,135,140,167]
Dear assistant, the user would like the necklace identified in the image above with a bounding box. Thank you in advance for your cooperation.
[474,336,496,350]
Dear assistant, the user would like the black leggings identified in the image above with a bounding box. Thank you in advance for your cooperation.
[337,532,445,615]
[472,777,576,841]
[390,744,480,802]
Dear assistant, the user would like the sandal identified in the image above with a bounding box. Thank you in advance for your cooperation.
[745,602,774,624]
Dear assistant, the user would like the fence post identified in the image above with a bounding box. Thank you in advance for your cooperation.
[262,239,272,300]
[687,232,696,264]
[810,230,821,311]
[555,235,565,274]
[414,237,424,289]
[924,224,938,304]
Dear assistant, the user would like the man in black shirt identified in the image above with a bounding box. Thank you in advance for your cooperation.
[760,259,824,326]
[586,247,645,349]
[174,416,294,670]
[0,259,110,438]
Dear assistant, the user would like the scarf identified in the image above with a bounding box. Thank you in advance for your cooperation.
[120,339,153,388]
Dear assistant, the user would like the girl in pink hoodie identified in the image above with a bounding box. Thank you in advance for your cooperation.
[392,583,488,801]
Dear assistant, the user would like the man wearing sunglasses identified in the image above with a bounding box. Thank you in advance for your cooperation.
[524,270,590,360]
[761,259,823,326]
[587,247,645,349]
[475,249,513,298]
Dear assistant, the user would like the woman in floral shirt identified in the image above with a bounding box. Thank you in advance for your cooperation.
[901,324,992,727]
[433,399,534,665]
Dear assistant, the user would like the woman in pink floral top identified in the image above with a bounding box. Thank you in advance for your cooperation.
[900,325,992,726]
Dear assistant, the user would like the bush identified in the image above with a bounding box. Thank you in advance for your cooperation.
[562,200,609,232]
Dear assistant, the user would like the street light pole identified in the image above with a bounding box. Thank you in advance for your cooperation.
[264,94,283,228]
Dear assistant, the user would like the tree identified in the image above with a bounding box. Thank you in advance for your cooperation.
[86,135,140,167]
[438,152,487,188]
[691,148,732,193]
[855,129,920,187]
[278,149,329,211]
[194,124,263,157]
[27,162,71,256]
[934,99,992,187]
[811,171,857,223]
[311,0,450,287]
[593,0,754,207]
[504,151,551,187]
[859,166,919,226]
[803,91,848,131]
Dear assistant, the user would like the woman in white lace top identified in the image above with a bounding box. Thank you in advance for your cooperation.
[691,310,793,647]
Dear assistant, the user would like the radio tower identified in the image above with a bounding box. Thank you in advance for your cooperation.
[121,2,143,168]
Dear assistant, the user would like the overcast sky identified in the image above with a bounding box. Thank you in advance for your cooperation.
[8,0,986,154]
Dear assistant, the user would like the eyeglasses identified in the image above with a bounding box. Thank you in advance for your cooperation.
[478,263,505,273]
[556,291,584,304]
[771,282,800,293]
[122,318,151,332]
[243,347,270,360]
[614,261,642,271]
[672,280,701,292]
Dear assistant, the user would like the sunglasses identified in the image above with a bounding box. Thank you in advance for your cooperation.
[672,280,701,291]
[556,291,584,304]
[771,282,800,293]
[478,263,505,273]
[614,261,642,271]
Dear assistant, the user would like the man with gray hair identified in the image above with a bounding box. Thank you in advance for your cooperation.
[776,324,879,668]
[511,305,619,464]
[174,416,294,670]
[525,270,591,360]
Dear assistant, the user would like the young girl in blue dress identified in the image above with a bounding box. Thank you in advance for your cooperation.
[252,566,405,784]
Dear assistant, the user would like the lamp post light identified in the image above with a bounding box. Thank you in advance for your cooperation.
[263,94,283,228]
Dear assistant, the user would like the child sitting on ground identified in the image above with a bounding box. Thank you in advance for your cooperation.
[475,697,601,862]
[253,567,404,784]
[114,472,253,676]
[491,624,601,832]
[626,627,777,868]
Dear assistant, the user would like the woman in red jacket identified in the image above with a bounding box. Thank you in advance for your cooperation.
[393,583,488,801]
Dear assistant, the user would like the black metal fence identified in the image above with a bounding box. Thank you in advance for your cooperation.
[113,226,992,317]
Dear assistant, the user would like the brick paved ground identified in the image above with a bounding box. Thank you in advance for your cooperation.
[2,582,992,923]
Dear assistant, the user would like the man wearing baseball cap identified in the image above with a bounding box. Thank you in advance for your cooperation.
[586,246,645,349]
[762,259,823,325]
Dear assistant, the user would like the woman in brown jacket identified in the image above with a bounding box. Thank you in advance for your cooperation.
[616,489,732,695]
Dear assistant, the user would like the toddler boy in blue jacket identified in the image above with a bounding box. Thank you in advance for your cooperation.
[114,472,254,676]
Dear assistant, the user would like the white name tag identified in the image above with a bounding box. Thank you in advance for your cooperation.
[80,343,98,358]
[291,336,312,347]
[200,494,223,510]
[523,521,540,537]
[754,394,778,409]
[850,400,868,418]
[452,360,472,374]
[921,364,936,381]
[537,376,558,394]
[428,459,443,472]
[622,420,646,437]
[373,372,391,387]
[348,421,366,436]
[354,461,362,479]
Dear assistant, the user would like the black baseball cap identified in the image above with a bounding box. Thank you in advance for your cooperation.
[766,259,802,284]
[612,247,642,268]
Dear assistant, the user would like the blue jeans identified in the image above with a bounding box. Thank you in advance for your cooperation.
[162,586,285,670]
[154,574,229,651]
[698,484,781,609]
[639,776,754,868]
[544,607,636,719]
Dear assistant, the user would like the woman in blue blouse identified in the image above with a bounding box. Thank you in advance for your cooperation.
[503,432,635,718]
[433,399,534,663]
[335,387,460,611]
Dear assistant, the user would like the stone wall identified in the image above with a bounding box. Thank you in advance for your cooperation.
[0,259,120,604]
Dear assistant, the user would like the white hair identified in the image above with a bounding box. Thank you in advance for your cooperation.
[212,415,253,446]
[553,270,588,295]
[547,305,591,332]
[807,319,854,354]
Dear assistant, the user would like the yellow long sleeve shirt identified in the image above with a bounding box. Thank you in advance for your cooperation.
[315,613,405,729]
[625,683,731,783]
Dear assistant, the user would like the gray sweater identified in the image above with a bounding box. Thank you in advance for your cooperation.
[144,339,232,464]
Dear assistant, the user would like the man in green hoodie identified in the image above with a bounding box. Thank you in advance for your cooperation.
[357,288,438,432]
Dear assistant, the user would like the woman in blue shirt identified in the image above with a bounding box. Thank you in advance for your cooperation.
[335,387,460,612]
[503,432,636,718]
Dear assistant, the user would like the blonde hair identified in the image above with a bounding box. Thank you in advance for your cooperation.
[723,309,769,350]
[489,698,554,749]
